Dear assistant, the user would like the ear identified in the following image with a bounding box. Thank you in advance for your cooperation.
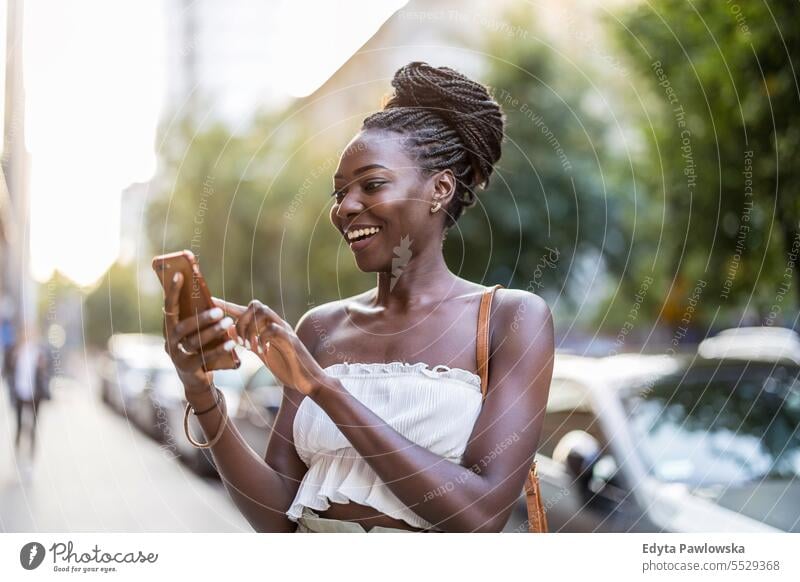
[428,169,456,208]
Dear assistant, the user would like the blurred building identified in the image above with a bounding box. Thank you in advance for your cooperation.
[162,0,289,128]
[256,0,530,158]
[160,0,480,131]
[0,168,12,292]
[2,0,34,335]
[118,180,162,298]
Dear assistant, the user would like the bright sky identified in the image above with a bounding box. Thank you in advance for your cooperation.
[24,0,165,287]
[23,0,407,288]
[273,1,408,97]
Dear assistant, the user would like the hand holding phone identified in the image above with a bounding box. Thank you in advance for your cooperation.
[153,250,241,382]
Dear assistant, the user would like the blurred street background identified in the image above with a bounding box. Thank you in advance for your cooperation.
[0,0,799,532]
[0,350,249,532]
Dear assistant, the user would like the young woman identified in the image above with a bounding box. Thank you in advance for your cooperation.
[162,61,554,533]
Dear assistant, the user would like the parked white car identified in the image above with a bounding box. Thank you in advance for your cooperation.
[698,326,800,365]
[505,351,799,532]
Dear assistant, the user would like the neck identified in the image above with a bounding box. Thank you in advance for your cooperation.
[374,241,455,311]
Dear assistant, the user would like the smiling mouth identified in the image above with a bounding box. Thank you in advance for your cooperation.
[346,226,382,251]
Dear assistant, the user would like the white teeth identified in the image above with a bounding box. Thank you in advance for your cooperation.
[347,226,381,241]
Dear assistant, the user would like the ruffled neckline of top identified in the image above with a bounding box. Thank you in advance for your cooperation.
[322,360,482,389]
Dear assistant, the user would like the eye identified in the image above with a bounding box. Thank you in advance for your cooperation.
[364,180,385,192]
[330,188,346,203]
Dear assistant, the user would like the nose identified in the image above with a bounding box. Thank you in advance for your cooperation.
[335,188,366,223]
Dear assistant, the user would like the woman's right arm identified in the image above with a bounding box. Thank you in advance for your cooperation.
[163,272,309,532]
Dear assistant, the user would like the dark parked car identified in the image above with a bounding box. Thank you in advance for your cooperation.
[129,365,185,442]
[99,333,173,420]
[505,353,799,532]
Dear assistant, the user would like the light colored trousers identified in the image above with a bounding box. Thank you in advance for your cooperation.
[295,507,437,533]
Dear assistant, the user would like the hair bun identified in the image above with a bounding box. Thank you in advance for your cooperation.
[384,61,505,188]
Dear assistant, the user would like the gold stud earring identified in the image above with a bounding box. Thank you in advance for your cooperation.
[430,201,442,214]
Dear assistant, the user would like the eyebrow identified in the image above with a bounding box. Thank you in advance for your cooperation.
[334,164,389,180]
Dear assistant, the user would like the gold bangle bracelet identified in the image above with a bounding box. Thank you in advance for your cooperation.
[184,387,228,449]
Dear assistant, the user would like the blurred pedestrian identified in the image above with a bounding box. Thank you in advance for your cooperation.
[0,305,15,375]
[3,325,51,462]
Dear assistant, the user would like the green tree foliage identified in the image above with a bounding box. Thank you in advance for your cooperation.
[611,0,800,326]
[82,261,162,347]
[456,8,624,312]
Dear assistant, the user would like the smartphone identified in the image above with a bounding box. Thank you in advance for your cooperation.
[152,250,241,371]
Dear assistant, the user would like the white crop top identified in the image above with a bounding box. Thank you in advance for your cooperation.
[287,360,484,530]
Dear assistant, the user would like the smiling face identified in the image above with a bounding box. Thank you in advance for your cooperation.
[330,129,455,272]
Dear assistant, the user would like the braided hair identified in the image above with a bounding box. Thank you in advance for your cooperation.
[362,61,505,230]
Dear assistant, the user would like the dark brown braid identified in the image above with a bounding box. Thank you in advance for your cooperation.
[362,61,505,229]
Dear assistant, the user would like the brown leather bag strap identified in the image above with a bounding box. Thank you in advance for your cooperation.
[477,284,504,401]
[476,284,548,533]
[525,460,548,532]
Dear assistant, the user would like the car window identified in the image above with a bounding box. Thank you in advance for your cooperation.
[153,368,184,399]
[622,362,800,486]
[546,378,593,413]
[245,366,277,391]
[211,368,249,391]
[121,366,150,394]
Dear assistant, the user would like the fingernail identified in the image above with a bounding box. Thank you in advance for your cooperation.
[244,339,251,349]
[209,307,223,319]
[173,273,179,282]
[256,343,263,354]
[223,340,236,351]
[220,317,234,329]
[236,336,244,346]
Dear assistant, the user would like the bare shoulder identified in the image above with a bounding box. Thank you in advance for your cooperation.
[486,289,554,403]
[492,288,553,335]
[293,290,372,351]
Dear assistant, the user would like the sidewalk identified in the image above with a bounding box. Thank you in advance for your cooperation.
[0,356,250,532]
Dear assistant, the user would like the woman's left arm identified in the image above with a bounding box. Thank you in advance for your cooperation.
[214,291,554,532]
[312,290,553,532]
